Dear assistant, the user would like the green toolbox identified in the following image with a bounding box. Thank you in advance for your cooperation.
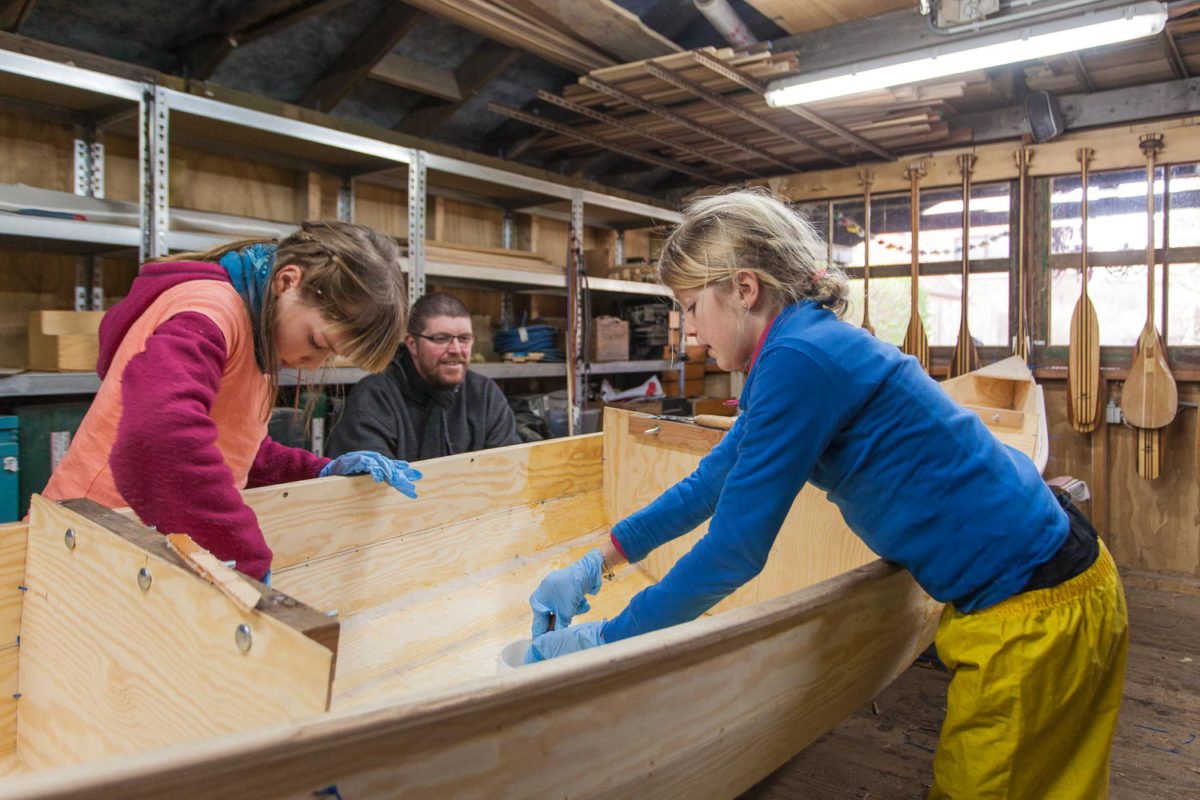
[0,416,17,523]
[16,401,91,518]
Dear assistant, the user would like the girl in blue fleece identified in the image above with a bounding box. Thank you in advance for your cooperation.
[525,190,1128,799]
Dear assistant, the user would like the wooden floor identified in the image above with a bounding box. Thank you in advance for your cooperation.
[741,577,1200,799]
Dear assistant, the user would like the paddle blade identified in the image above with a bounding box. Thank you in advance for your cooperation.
[1122,325,1178,429]
[902,314,930,372]
[1136,426,1164,480]
[1068,297,1101,433]
[949,323,981,379]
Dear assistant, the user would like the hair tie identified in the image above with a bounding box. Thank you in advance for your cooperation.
[812,267,827,285]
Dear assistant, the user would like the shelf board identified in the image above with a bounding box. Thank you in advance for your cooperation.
[0,215,139,251]
[587,360,673,375]
[421,259,567,290]
[583,276,671,296]
[0,371,102,397]
[475,362,567,379]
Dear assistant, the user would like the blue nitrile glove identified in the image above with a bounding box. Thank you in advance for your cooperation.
[524,620,606,664]
[529,548,604,637]
[319,451,423,499]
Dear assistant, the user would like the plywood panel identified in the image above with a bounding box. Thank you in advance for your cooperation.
[101,133,139,204]
[435,197,503,249]
[603,409,875,614]
[0,114,73,192]
[748,0,911,34]
[17,496,335,771]
[530,216,600,267]
[353,182,408,238]
[254,436,603,569]
[1043,378,1199,577]
[0,562,939,800]
[169,145,298,223]
[0,645,16,758]
[0,522,27,650]
[1107,381,1200,575]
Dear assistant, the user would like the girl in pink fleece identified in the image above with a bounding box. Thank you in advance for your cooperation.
[43,221,420,580]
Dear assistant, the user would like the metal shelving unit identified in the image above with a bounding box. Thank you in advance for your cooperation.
[0,47,684,416]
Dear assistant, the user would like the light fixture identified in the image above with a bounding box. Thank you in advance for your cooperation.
[765,2,1167,107]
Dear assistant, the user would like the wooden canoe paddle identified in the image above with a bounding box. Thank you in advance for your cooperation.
[1068,147,1102,433]
[1013,145,1034,363]
[859,168,876,335]
[1122,133,1178,479]
[901,161,930,372]
[950,154,981,378]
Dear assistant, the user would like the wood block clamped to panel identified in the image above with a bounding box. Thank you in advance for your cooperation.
[27,310,103,371]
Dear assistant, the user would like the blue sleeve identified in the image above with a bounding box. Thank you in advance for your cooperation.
[611,415,744,563]
[603,348,846,642]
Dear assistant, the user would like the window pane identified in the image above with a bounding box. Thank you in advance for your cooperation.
[1048,265,1164,346]
[1167,164,1200,247]
[1050,167,1162,254]
[918,182,1011,261]
[793,200,830,250]
[846,276,913,346]
[1166,264,1200,345]
[831,198,865,268]
[922,273,1010,346]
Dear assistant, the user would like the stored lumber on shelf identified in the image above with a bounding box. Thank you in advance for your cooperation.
[499,0,681,63]
[26,310,103,371]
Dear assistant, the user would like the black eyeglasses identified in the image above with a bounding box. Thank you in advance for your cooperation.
[415,333,475,347]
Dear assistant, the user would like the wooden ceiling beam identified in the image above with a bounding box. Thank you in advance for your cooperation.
[536,89,763,178]
[399,0,614,73]
[1160,30,1189,80]
[498,0,681,63]
[177,0,355,80]
[489,102,719,183]
[395,40,520,138]
[643,62,848,166]
[689,49,893,160]
[579,75,792,172]
[0,0,36,32]
[1067,52,1096,93]
[370,53,461,102]
[301,3,425,113]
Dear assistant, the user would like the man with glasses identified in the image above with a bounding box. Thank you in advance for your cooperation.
[328,292,520,462]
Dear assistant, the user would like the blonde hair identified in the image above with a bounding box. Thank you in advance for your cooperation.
[163,221,407,413]
[657,188,848,317]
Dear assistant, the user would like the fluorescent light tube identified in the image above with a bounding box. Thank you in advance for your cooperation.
[765,2,1167,107]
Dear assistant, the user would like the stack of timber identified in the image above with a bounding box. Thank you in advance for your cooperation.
[520,46,991,180]
[1024,21,1200,94]
[0,406,950,797]
[403,239,564,275]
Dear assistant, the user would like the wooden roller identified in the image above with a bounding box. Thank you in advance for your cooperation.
[1068,147,1102,433]
[950,153,981,378]
[859,167,876,336]
[1122,133,1177,480]
[901,161,930,372]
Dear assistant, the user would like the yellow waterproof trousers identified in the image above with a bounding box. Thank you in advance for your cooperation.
[930,541,1128,800]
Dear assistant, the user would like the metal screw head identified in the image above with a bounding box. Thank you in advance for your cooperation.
[137,567,152,592]
[64,529,76,551]
[235,624,253,653]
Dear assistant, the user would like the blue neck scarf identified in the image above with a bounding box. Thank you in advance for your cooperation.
[219,243,277,319]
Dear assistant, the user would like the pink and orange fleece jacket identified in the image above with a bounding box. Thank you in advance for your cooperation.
[42,261,330,578]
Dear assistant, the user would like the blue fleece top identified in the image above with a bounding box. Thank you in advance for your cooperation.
[603,301,1068,643]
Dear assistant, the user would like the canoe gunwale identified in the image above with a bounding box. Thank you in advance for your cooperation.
[0,559,940,799]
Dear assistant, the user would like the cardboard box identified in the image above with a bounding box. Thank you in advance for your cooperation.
[584,247,612,278]
[27,311,103,372]
[589,316,629,362]
[692,397,738,417]
[661,372,704,397]
[704,372,732,397]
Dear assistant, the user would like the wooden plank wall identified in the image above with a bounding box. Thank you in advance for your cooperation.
[1044,379,1200,577]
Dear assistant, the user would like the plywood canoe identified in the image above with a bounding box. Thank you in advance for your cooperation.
[0,359,1047,798]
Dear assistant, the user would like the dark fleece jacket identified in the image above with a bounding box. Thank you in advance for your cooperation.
[327,347,520,462]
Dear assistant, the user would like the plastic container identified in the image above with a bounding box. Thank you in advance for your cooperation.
[496,639,531,672]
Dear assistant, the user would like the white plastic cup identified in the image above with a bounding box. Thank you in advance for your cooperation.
[497,639,531,672]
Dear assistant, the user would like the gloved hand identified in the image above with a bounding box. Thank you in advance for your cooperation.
[318,451,423,499]
[524,620,606,664]
[529,548,604,638]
